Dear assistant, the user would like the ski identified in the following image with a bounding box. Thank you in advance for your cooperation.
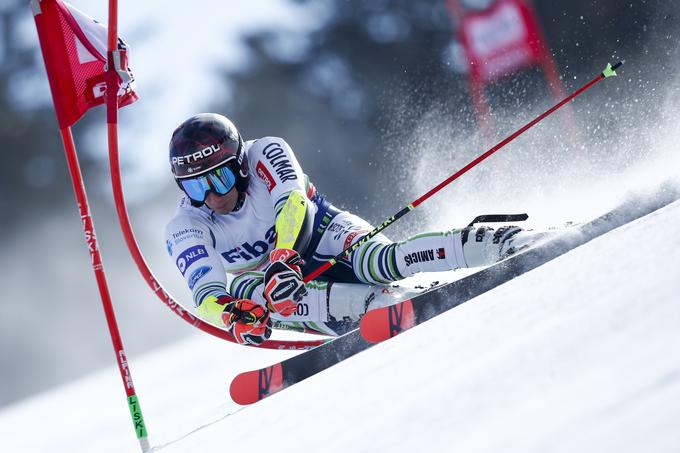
[229,329,369,405]
[230,183,680,405]
[229,282,441,405]
[360,185,680,343]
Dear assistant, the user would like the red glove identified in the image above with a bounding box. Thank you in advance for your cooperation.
[219,296,272,345]
[264,249,308,317]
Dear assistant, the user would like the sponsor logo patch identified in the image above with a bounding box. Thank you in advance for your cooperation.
[188,265,212,290]
[437,248,446,259]
[172,228,205,246]
[171,144,220,167]
[272,281,296,299]
[404,249,435,266]
[262,142,298,182]
[221,225,276,264]
[344,230,368,250]
[256,161,276,193]
[176,244,208,275]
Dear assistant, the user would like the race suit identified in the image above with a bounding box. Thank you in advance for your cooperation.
[165,137,474,335]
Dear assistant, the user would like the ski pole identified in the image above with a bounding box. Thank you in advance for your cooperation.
[304,61,624,283]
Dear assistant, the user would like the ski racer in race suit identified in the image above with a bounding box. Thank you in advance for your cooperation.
[165,114,539,345]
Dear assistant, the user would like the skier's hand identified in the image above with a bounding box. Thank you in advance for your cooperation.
[219,296,272,345]
[264,249,308,317]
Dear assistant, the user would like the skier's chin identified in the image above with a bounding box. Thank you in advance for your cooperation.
[206,190,238,215]
[212,205,233,215]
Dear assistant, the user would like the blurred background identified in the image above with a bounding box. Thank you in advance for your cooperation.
[0,0,678,409]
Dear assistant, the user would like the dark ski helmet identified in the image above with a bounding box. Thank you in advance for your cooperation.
[169,113,249,193]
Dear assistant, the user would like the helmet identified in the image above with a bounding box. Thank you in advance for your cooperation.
[169,113,249,193]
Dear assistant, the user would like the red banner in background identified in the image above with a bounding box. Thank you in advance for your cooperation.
[32,0,137,128]
[459,0,546,83]
[446,0,578,143]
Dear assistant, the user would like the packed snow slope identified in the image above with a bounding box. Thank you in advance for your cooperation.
[1,196,679,453]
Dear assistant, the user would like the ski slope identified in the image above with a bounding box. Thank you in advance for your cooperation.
[1,197,679,453]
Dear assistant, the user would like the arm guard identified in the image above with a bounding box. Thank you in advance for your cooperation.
[274,189,314,255]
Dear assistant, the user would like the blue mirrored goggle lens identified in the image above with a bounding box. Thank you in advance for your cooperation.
[179,166,237,202]
[210,166,237,194]
[179,177,210,201]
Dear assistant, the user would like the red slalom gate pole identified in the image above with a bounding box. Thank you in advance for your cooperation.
[102,1,149,451]
[101,8,325,352]
[304,62,624,283]
[33,0,149,448]
[58,127,150,452]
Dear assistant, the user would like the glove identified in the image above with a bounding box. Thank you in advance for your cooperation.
[264,249,308,317]
[219,296,272,345]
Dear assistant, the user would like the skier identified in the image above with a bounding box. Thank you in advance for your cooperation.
[165,113,540,345]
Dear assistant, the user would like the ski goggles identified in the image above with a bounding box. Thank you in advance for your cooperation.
[178,164,237,203]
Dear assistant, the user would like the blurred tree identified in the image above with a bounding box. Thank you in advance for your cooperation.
[218,0,676,224]
[219,0,472,221]
[0,0,102,226]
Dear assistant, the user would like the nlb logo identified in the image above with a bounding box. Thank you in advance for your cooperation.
[176,244,208,275]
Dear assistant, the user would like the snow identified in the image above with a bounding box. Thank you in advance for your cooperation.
[1,194,679,452]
